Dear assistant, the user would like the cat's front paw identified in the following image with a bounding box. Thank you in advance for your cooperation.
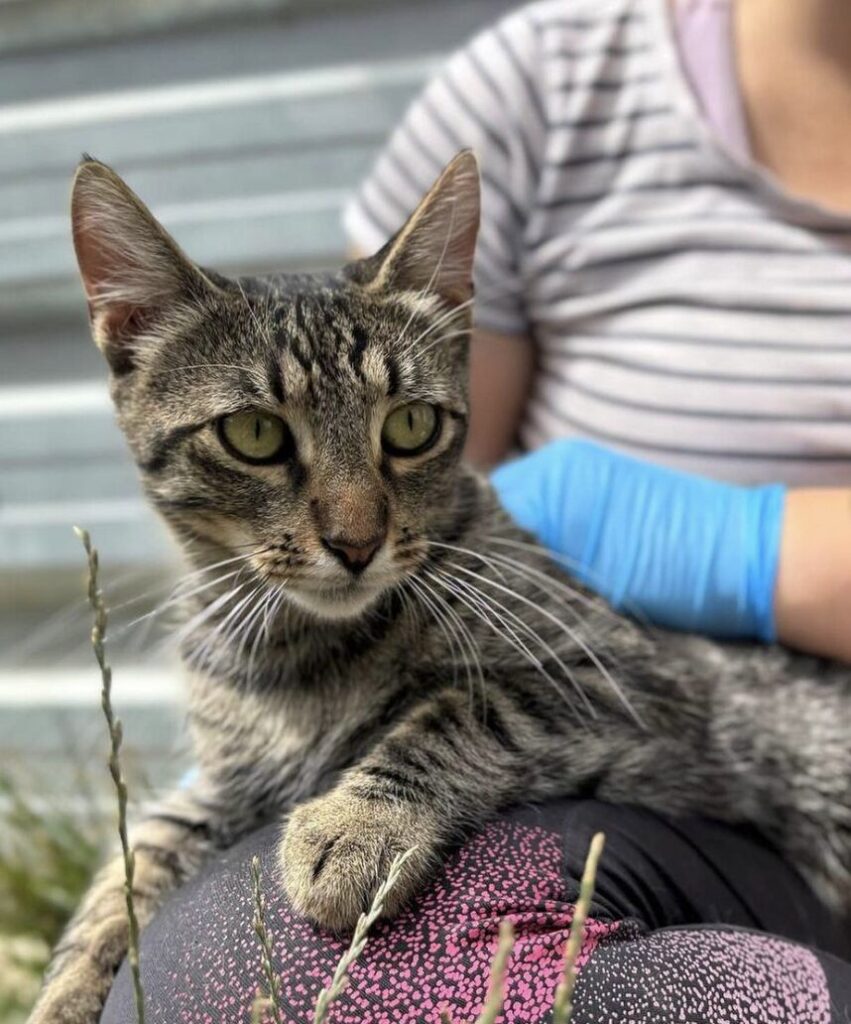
[280,790,440,932]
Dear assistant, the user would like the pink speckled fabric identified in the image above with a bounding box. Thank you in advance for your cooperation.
[101,808,845,1023]
[166,822,621,1023]
[573,926,832,1023]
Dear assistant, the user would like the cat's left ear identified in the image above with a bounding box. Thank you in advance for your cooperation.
[361,150,481,307]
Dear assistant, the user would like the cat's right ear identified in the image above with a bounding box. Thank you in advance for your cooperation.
[71,158,212,373]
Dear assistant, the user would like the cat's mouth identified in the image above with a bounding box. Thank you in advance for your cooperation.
[273,573,394,622]
[252,543,413,621]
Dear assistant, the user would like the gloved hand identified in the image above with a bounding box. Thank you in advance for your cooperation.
[490,439,786,641]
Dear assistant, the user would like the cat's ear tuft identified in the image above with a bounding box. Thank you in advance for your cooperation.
[365,150,481,307]
[71,158,210,372]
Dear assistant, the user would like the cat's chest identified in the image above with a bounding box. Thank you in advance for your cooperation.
[186,667,386,805]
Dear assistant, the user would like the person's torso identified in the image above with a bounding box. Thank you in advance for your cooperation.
[517,0,851,484]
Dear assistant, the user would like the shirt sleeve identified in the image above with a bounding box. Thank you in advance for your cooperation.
[343,8,547,336]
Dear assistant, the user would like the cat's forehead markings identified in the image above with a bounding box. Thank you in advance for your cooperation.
[277,349,313,401]
[362,346,390,390]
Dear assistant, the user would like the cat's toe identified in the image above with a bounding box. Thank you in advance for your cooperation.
[27,960,111,1024]
[280,791,438,932]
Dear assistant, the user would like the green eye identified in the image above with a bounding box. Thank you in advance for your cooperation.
[382,402,440,456]
[218,410,291,464]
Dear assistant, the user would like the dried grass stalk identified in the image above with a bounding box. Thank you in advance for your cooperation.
[250,856,284,1024]
[473,919,515,1024]
[551,831,605,1024]
[312,847,417,1024]
[75,526,145,1024]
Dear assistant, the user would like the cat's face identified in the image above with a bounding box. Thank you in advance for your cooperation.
[71,153,480,620]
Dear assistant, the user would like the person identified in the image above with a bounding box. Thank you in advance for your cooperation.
[344,0,851,665]
[101,1,851,1019]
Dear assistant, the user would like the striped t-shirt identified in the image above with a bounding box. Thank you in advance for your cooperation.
[344,0,851,486]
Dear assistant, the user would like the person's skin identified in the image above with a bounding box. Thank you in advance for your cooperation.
[723,0,851,662]
[775,490,851,662]
[351,2,851,664]
[736,0,851,210]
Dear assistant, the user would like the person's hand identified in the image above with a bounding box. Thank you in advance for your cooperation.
[491,439,786,641]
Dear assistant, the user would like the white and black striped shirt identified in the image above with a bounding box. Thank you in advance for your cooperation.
[344,0,851,485]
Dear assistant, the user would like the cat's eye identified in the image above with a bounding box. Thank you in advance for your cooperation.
[381,402,440,457]
[217,410,292,464]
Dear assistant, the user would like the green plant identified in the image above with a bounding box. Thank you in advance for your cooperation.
[0,774,107,1022]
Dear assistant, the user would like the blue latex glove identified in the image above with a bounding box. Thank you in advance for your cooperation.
[491,439,786,642]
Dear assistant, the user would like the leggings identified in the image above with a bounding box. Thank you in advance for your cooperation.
[101,801,851,1023]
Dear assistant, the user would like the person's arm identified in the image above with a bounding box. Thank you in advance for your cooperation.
[492,440,851,664]
[465,328,535,468]
[774,488,851,662]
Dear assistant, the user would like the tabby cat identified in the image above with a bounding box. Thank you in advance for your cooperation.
[30,152,851,1023]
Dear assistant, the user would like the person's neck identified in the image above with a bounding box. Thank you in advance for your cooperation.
[745,0,851,72]
[734,0,851,210]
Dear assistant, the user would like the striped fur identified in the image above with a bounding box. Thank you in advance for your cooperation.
[29,154,851,1023]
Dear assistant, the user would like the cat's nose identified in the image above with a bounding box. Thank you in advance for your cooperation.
[321,531,385,574]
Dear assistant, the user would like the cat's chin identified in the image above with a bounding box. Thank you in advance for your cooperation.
[284,582,386,622]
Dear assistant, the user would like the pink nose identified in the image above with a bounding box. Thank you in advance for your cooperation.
[321,533,385,574]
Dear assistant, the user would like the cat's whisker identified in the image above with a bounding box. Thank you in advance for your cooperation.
[427,539,622,668]
[102,553,248,623]
[220,581,269,641]
[109,545,276,647]
[400,297,474,357]
[393,201,458,353]
[262,585,287,643]
[484,536,653,629]
[482,552,623,671]
[162,362,264,376]
[247,585,288,682]
[396,584,423,638]
[186,584,263,670]
[109,561,257,644]
[118,568,246,636]
[428,567,586,726]
[418,327,473,358]
[427,566,591,723]
[231,584,276,660]
[401,577,463,693]
[423,567,548,716]
[399,299,472,358]
[235,278,278,357]
[426,541,596,703]
[206,585,271,680]
[405,574,467,691]
[426,566,537,668]
[443,559,640,725]
[407,573,483,708]
[174,582,248,654]
[198,585,270,675]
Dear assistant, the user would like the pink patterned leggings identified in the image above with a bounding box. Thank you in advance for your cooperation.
[101,801,851,1023]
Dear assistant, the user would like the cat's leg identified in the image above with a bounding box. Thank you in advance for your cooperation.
[280,687,531,931]
[28,782,234,1024]
[709,671,851,916]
